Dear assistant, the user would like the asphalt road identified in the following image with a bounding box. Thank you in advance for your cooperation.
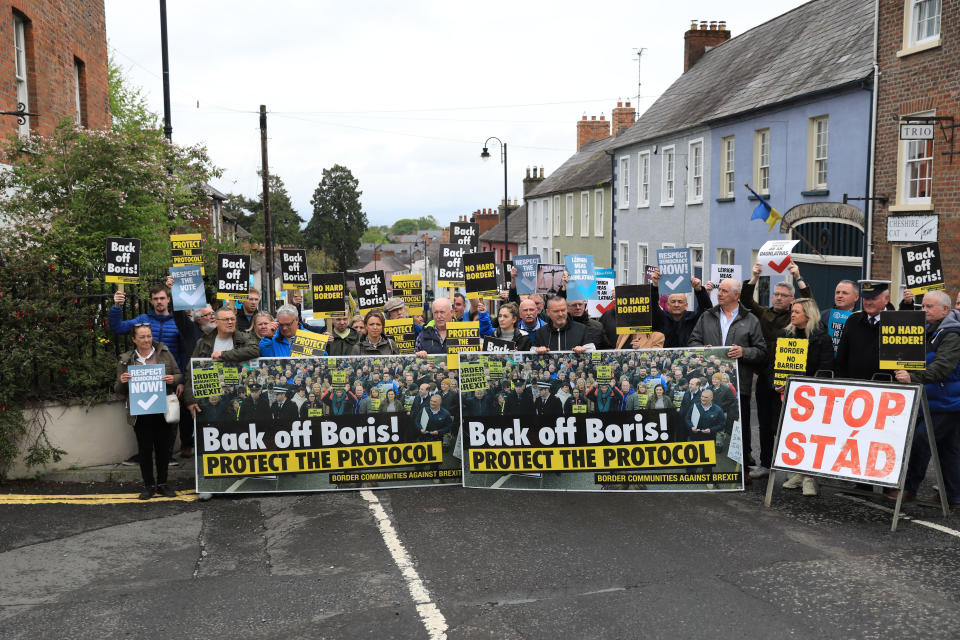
[2,476,960,640]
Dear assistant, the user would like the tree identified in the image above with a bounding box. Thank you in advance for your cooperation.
[305,165,367,271]
[226,174,304,247]
[361,226,389,243]
[108,56,159,132]
[390,216,440,236]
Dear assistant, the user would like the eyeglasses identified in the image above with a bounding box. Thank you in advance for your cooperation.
[772,292,793,298]
[133,322,151,328]
[217,317,237,322]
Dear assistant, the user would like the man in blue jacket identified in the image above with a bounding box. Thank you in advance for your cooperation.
[891,291,960,505]
[259,304,318,357]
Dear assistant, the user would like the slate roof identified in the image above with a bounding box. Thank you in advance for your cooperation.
[479,204,527,244]
[526,136,615,198]
[613,0,874,148]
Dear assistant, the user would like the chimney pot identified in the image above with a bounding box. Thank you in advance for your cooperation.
[617,101,623,107]
[600,114,605,120]
[539,166,544,178]
[700,20,708,29]
[690,19,697,29]
[709,20,717,30]
[625,101,631,107]
[582,115,587,120]
[591,115,596,120]
[685,19,731,71]
[719,20,726,30]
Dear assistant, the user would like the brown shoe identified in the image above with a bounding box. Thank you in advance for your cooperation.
[179,447,194,459]
[917,495,960,507]
[883,489,915,503]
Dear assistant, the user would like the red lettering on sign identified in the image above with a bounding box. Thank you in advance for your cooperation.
[781,432,806,465]
[818,387,845,424]
[874,392,906,430]
[790,385,816,421]
[809,434,836,470]
[865,441,896,478]
[843,390,873,428]
[831,436,862,475]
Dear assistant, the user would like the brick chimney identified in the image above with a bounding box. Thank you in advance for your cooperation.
[474,207,500,236]
[684,19,731,72]
[523,165,545,196]
[611,101,636,136]
[577,114,610,150]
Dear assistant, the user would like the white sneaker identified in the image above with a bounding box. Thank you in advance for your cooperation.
[197,492,213,502]
[782,473,803,489]
[802,476,818,496]
[748,466,769,479]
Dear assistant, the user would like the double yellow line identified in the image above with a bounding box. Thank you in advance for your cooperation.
[0,491,199,505]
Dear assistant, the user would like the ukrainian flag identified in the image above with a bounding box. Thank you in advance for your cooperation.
[746,185,782,232]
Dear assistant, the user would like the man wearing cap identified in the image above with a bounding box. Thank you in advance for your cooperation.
[888,291,960,505]
[504,378,535,415]
[834,281,890,381]
[383,297,424,338]
[741,261,811,480]
[272,387,300,423]
[534,381,563,416]
[239,384,272,423]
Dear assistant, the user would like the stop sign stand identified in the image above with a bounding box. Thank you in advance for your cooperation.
[763,377,949,532]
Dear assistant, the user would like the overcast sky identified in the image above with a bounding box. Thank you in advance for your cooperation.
[104,0,810,229]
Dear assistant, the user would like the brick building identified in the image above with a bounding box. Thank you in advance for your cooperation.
[871,0,957,299]
[0,1,109,137]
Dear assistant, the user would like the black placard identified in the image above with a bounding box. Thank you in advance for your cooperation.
[280,248,309,290]
[451,222,479,249]
[464,251,499,298]
[901,242,945,294]
[438,243,465,287]
[879,310,925,370]
[356,270,388,311]
[216,253,250,300]
[481,336,515,352]
[615,284,652,335]
[105,237,141,284]
[312,272,347,318]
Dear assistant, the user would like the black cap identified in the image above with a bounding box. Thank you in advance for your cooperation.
[536,381,552,389]
[858,280,890,299]
[249,383,261,391]
[273,386,288,394]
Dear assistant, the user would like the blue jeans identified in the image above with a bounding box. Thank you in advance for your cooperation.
[904,411,960,501]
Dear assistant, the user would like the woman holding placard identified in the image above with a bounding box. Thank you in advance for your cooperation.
[115,324,183,500]
[774,297,834,496]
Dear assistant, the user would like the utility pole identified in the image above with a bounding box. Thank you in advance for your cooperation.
[159,0,172,141]
[260,105,275,314]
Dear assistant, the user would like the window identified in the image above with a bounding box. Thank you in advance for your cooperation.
[754,129,770,194]
[716,248,735,265]
[662,242,676,249]
[637,243,648,280]
[808,117,829,189]
[553,195,561,236]
[688,139,703,203]
[618,156,630,208]
[594,189,604,236]
[580,191,590,237]
[565,193,574,236]
[542,248,549,262]
[542,198,550,238]
[638,150,651,207]
[911,0,941,45]
[555,250,561,264]
[530,200,538,237]
[688,243,704,279]
[74,58,87,126]
[618,242,630,285]
[904,138,934,203]
[661,145,675,205]
[14,14,30,136]
[721,136,735,198]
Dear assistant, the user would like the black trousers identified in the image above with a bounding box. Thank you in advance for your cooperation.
[754,374,779,468]
[134,413,171,486]
[178,402,193,449]
[739,394,753,468]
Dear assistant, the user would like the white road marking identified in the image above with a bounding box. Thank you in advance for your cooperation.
[361,490,447,640]
[836,492,960,539]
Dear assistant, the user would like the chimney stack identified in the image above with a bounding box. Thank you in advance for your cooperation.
[523,164,545,196]
[612,100,636,136]
[684,19,731,72]
[577,113,611,150]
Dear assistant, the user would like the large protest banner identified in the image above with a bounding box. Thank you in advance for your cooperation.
[771,377,919,488]
[194,354,462,494]
[459,348,744,492]
[279,249,309,290]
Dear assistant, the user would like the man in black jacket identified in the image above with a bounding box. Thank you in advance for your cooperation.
[533,297,594,354]
[272,387,300,424]
[238,384,272,424]
[534,381,564,416]
[504,379,535,415]
[834,281,890,382]
[649,269,714,348]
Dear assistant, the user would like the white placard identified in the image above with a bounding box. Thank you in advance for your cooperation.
[756,240,800,277]
[709,264,742,305]
[899,123,934,140]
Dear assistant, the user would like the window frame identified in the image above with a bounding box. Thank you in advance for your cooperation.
[687,243,704,280]
[565,193,575,237]
[14,13,30,137]
[754,129,770,194]
[530,199,538,237]
[687,138,704,204]
[580,191,590,237]
[618,241,630,285]
[661,145,676,206]
[637,243,649,282]
[553,195,561,236]
[721,136,735,198]
[618,156,631,209]
[896,110,935,208]
[637,150,651,207]
[594,189,604,236]
[807,116,829,190]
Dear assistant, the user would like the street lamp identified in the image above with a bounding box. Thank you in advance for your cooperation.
[481,137,509,261]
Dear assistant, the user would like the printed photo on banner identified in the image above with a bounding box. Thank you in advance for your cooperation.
[355,270,389,311]
[459,348,744,492]
[128,364,167,416]
[193,354,462,494]
[900,242,945,294]
[772,377,920,487]
[656,248,692,294]
[312,272,347,319]
[170,233,204,274]
[169,265,207,310]
[463,251,499,298]
[451,221,479,249]
[878,310,925,370]
[536,263,565,295]
[384,318,416,354]
[437,243,465,288]
[614,285,653,334]
[564,254,596,300]
[390,273,423,315]
[756,240,800,276]
[105,237,140,284]
[279,248,309,290]
[217,253,250,300]
[512,254,541,295]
